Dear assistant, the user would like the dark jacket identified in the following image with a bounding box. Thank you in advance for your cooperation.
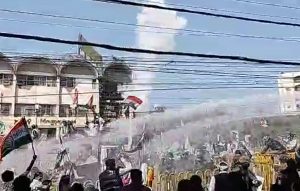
[228,171,252,191]
[214,173,231,191]
[270,183,289,191]
[99,169,123,191]
[281,168,300,191]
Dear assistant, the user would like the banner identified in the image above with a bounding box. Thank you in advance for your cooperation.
[0,117,32,160]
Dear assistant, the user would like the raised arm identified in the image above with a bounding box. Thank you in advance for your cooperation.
[23,155,37,176]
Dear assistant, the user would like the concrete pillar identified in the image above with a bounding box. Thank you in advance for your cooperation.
[56,76,61,118]
[11,72,17,116]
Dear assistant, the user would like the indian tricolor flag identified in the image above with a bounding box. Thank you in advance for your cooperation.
[0,117,32,160]
[125,96,143,110]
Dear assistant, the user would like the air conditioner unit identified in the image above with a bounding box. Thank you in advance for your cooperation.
[3,80,11,86]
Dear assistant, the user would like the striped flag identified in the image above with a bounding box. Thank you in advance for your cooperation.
[73,88,79,106]
[125,96,143,110]
[0,117,32,160]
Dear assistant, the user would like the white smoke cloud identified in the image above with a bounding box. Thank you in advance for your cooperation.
[130,0,187,111]
[0,93,281,174]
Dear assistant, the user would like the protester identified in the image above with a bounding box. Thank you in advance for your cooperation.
[58,175,71,191]
[209,161,231,191]
[41,180,52,191]
[239,156,261,191]
[292,180,300,191]
[12,175,31,191]
[281,159,300,191]
[99,159,123,191]
[177,179,191,191]
[71,182,84,191]
[190,175,204,191]
[228,156,259,191]
[30,171,43,190]
[122,169,151,191]
[1,170,14,191]
[261,136,286,154]
[271,172,288,191]
[83,180,99,191]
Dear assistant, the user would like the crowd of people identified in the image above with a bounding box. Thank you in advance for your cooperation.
[1,153,300,191]
[0,156,152,191]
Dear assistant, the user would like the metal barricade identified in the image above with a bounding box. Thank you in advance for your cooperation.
[148,152,296,191]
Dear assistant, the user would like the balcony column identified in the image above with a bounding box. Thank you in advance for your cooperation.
[11,71,17,116]
[56,76,61,118]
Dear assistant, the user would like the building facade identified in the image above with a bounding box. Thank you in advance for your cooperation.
[0,54,100,128]
[278,72,300,114]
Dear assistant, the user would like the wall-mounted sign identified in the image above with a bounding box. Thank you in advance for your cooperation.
[40,118,76,126]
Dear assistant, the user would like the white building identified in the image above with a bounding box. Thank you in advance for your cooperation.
[278,72,300,113]
[0,54,99,129]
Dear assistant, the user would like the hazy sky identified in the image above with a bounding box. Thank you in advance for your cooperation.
[1,0,300,108]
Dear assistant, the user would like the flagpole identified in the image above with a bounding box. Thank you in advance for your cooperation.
[31,142,36,156]
[128,106,133,150]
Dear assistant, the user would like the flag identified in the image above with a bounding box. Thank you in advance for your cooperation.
[55,132,70,169]
[73,88,79,106]
[123,131,145,153]
[0,117,32,160]
[87,95,95,112]
[54,148,68,169]
[125,96,143,110]
[78,33,102,64]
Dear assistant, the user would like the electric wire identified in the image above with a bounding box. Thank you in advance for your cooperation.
[2,32,300,66]
[230,0,300,11]
[95,0,300,27]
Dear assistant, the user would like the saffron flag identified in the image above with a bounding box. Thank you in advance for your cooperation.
[125,96,143,110]
[0,117,32,160]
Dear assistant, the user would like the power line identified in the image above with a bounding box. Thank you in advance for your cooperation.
[231,0,300,11]
[3,51,300,70]
[2,32,300,66]
[4,57,280,77]
[136,0,300,21]
[3,52,293,65]
[3,17,300,44]
[0,85,285,99]
[95,0,300,27]
[1,55,285,79]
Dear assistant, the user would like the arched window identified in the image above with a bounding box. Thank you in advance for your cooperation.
[16,57,57,87]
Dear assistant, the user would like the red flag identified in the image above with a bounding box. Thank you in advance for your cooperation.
[73,88,79,105]
[87,95,94,112]
[125,96,143,110]
[0,118,32,160]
